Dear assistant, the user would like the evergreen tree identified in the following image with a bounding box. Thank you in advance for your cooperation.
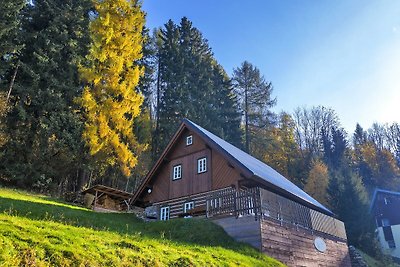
[1,0,92,192]
[155,17,242,155]
[78,0,146,177]
[233,61,276,152]
[0,0,25,80]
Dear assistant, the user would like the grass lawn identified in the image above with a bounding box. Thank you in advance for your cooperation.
[0,187,285,266]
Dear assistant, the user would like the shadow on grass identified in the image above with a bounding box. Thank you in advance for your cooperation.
[0,196,261,258]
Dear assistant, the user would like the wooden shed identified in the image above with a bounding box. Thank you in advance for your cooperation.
[82,185,134,212]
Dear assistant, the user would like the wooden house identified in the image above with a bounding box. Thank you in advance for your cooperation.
[132,119,351,266]
[371,188,400,260]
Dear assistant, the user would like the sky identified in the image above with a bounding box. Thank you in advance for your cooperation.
[142,1,400,133]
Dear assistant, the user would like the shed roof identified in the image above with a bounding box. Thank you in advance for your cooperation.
[82,184,134,201]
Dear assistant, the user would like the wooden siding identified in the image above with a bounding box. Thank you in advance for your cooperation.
[154,187,230,218]
[260,219,351,267]
[142,128,243,204]
[211,149,241,189]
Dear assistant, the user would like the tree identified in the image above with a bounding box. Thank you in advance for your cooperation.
[233,61,276,152]
[78,0,146,177]
[262,112,303,185]
[155,18,242,155]
[0,0,25,80]
[1,0,92,193]
[304,159,329,206]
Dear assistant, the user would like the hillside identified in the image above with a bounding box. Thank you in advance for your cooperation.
[0,188,284,266]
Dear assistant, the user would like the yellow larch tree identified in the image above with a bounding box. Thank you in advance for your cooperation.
[78,0,146,176]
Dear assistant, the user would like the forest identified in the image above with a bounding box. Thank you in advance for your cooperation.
[1,0,399,260]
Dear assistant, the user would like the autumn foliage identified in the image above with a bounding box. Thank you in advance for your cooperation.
[78,0,146,176]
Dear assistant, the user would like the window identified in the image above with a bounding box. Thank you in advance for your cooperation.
[184,201,194,213]
[160,206,170,221]
[186,135,193,146]
[197,157,207,173]
[172,164,182,180]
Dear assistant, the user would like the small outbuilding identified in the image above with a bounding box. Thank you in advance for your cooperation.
[82,184,134,212]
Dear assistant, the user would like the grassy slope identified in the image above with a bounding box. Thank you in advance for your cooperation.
[0,188,285,266]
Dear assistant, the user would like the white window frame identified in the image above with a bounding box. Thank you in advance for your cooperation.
[172,164,182,180]
[183,201,194,213]
[197,157,207,173]
[186,135,193,146]
[160,206,170,221]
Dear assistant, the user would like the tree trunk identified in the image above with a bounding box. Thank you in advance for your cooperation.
[7,62,20,102]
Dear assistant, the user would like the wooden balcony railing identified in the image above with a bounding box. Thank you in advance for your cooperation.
[206,186,347,240]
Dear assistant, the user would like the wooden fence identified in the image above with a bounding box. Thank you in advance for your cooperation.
[206,187,261,218]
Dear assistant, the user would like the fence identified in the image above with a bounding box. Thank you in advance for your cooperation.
[206,187,261,218]
[206,187,347,240]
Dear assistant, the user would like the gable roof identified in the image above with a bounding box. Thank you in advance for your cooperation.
[132,119,333,216]
[370,188,400,212]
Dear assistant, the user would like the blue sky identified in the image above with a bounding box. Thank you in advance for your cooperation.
[142,1,400,133]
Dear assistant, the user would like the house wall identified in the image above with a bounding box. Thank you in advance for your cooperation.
[260,218,351,267]
[377,225,400,259]
[143,128,243,205]
[152,187,229,219]
[212,216,262,250]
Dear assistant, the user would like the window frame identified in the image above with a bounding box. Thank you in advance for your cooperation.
[172,164,182,180]
[183,201,195,213]
[197,157,207,174]
[186,135,193,146]
[160,206,170,221]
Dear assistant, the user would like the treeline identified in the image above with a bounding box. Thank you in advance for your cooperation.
[1,0,400,257]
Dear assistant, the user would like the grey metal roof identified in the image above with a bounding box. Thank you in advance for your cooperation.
[184,119,333,215]
[370,188,400,212]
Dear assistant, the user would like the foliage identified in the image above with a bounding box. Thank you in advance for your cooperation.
[0,92,10,149]
[0,0,25,78]
[233,61,276,152]
[261,112,303,185]
[78,0,147,176]
[1,0,92,192]
[304,159,329,206]
[155,17,242,155]
[0,188,284,267]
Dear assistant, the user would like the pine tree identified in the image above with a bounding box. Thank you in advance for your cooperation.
[1,0,92,192]
[233,61,276,152]
[0,0,25,80]
[155,17,242,154]
[78,0,146,177]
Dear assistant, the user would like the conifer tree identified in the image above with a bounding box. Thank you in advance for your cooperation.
[78,0,146,176]
[155,18,242,155]
[233,61,276,152]
[0,0,25,79]
[1,0,92,191]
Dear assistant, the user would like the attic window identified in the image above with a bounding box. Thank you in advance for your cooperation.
[186,135,193,146]
[172,164,182,180]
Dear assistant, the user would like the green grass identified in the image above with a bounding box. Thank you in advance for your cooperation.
[356,248,400,267]
[0,187,285,266]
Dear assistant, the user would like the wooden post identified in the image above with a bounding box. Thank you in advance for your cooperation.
[94,190,98,210]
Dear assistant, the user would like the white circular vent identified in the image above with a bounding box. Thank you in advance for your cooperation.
[314,237,327,252]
